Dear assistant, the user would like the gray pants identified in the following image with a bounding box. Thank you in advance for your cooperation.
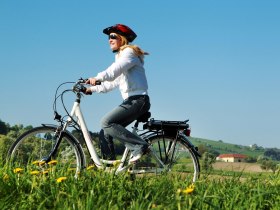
[99,95,150,160]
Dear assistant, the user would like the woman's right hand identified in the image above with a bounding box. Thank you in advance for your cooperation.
[86,77,98,86]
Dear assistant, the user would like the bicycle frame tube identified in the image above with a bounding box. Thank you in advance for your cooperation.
[66,100,103,167]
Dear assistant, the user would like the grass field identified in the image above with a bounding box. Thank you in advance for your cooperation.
[213,162,265,173]
[1,163,279,210]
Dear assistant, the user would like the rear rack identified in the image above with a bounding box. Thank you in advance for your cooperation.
[144,118,189,131]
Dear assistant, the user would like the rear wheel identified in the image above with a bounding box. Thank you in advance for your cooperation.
[132,133,200,183]
[7,126,85,176]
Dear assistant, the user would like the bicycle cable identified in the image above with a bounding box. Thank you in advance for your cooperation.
[53,82,75,114]
[52,80,88,132]
[60,89,81,128]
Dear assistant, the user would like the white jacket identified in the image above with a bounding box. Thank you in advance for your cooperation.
[90,47,148,100]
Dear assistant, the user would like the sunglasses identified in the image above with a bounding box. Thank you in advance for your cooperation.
[108,34,119,40]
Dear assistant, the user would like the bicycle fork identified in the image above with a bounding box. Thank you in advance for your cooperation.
[41,125,64,163]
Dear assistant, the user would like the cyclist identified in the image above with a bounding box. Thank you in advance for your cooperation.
[84,24,150,163]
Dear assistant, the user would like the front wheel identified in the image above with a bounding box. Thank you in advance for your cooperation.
[132,133,200,183]
[7,126,85,176]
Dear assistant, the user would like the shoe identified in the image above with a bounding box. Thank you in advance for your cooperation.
[129,144,149,164]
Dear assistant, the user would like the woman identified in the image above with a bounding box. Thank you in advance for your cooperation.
[84,24,150,163]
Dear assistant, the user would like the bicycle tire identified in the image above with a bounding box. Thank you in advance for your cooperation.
[133,133,200,183]
[7,125,85,176]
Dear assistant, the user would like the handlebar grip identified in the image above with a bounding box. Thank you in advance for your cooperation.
[84,78,101,85]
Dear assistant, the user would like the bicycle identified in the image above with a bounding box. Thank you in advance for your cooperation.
[7,79,200,183]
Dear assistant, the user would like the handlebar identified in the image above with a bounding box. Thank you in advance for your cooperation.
[53,78,101,124]
[72,78,101,94]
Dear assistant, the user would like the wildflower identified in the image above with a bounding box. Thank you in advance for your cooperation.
[32,160,40,165]
[30,170,41,175]
[32,160,46,166]
[177,184,195,195]
[42,170,49,175]
[48,160,58,165]
[182,184,195,194]
[13,168,24,174]
[56,176,67,183]
[87,165,95,170]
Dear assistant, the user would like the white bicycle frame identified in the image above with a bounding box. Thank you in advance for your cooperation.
[63,99,156,173]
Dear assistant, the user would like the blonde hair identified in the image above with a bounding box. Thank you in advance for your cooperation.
[117,35,149,59]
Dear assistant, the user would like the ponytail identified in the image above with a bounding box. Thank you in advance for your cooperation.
[118,35,149,61]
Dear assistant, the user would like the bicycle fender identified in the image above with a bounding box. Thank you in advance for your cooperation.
[41,124,82,146]
[178,131,201,157]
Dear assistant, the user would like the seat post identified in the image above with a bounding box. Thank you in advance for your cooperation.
[133,111,151,130]
[134,121,139,129]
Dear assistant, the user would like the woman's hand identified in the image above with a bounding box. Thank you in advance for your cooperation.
[86,77,98,86]
[82,87,93,95]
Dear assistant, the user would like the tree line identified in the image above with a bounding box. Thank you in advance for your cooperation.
[1,118,279,172]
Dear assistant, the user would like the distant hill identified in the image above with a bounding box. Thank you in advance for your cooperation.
[190,137,265,157]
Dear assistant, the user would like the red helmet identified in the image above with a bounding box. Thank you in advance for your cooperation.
[103,24,137,42]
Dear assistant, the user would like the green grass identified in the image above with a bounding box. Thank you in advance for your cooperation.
[1,164,279,210]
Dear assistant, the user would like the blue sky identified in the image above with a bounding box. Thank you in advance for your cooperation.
[1,0,279,148]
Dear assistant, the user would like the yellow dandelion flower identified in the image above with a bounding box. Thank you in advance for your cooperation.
[32,160,40,165]
[56,177,67,183]
[39,161,46,166]
[87,165,95,170]
[30,170,41,175]
[13,168,24,174]
[48,160,58,165]
[42,170,49,175]
[32,160,46,166]
[182,184,195,194]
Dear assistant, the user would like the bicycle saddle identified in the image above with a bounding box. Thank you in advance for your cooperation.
[136,112,151,123]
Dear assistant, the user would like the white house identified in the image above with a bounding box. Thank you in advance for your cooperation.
[216,154,247,162]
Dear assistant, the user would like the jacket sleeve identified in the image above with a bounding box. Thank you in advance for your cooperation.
[90,77,120,93]
[95,48,137,82]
